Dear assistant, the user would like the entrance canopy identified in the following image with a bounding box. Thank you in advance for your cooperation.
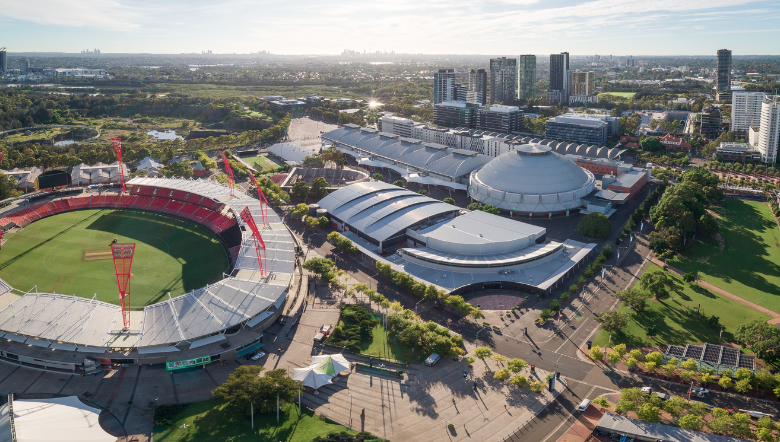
[10,396,115,442]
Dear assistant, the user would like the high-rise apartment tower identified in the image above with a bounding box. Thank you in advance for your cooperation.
[468,69,488,106]
[489,57,517,104]
[549,52,570,97]
[433,69,455,104]
[517,55,536,100]
[716,49,732,93]
[758,98,780,163]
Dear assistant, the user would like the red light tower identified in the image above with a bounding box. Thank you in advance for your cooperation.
[0,151,5,166]
[109,138,126,194]
[220,151,235,197]
[239,207,266,276]
[248,173,269,227]
[111,243,136,329]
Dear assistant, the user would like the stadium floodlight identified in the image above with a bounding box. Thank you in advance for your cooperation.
[248,173,269,227]
[109,138,126,194]
[111,242,136,330]
[239,206,266,276]
[220,151,235,197]
[0,151,4,166]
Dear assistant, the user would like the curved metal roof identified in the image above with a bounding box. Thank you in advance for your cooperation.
[474,143,592,195]
[317,182,460,243]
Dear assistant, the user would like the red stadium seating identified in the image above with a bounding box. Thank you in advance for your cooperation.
[44,202,59,214]
[149,198,168,209]
[200,198,219,209]
[90,195,106,207]
[178,203,198,216]
[192,207,211,221]
[203,211,221,224]
[138,186,156,196]
[103,195,120,206]
[162,201,184,215]
[170,190,188,201]
[118,195,136,207]
[74,197,91,208]
[133,196,153,208]
[53,200,65,212]
[185,193,202,205]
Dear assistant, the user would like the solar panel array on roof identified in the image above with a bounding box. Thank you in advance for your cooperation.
[665,343,755,371]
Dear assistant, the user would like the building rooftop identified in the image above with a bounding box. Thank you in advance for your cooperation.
[596,413,749,442]
[609,168,646,189]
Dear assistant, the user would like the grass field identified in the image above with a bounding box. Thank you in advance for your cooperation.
[593,263,771,348]
[244,155,282,172]
[0,209,229,306]
[154,400,355,442]
[667,199,780,312]
[599,92,637,98]
[360,323,425,362]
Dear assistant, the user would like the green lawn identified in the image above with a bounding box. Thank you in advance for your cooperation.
[667,199,780,312]
[154,400,355,442]
[244,155,281,172]
[599,92,636,98]
[593,263,771,348]
[0,209,229,306]
[359,323,425,362]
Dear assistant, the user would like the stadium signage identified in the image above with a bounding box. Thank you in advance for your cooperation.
[166,355,211,371]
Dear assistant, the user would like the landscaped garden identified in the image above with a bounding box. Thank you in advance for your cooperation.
[153,400,355,442]
[593,263,771,348]
[667,199,780,312]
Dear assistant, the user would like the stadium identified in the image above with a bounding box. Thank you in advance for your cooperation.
[0,177,298,374]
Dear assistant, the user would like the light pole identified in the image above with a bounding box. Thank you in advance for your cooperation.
[348,391,355,428]
[604,335,612,362]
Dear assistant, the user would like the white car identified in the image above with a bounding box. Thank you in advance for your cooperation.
[250,351,266,361]
[641,387,653,394]
[690,387,709,396]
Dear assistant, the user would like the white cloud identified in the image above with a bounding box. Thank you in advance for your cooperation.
[0,0,142,30]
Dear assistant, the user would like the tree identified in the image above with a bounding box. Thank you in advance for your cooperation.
[311,432,389,442]
[718,376,733,391]
[494,368,511,380]
[372,173,384,181]
[393,180,405,187]
[608,351,621,364]
[637,403,661,423]
[625,357,638,369]
[443,197,455,205]
[0,173,19,201]
[677,414,704,431]
[212,366,299,415]
[302,257,338,283]
[662,363,677,378]
[474,347,493,363]
[756,428,776,442]
[640,271,675,300]
[613,343,627,358]
[310,177,329,197]
[592,397,610,410]
[529,381,546,393]
[734,378,752,394]
[645,352,664,365]
[680,358,698,371]
[289,203,309,218]
[734,320,780,359]
[159,160,194,178]
[644,361,658,373]
[292,180,310,201]
[707,408,733,435]
[701,372,715,386]
[615,287,651,312]
[590,347,604,360]
[732,413,755,440]
[576,213,612,238]
[754,369,777,393]
[508,358,528,373]
[510,374,528,388]
[595,311,630,333]
[663,396,689,417]
[640,136,665,153]
[734,367,753,382]
[629,349,643,361]
[683,272,696,284]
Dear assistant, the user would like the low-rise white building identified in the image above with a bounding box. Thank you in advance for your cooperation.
[71,162,128,186]
[0,167,42,190]
[137,157,163,175]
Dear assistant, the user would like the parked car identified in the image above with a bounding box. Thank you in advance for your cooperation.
[434,301,444,311]
[250,352,266,361]
[425,353,441,367]
[577,399,591,412]
[640,387,653,394]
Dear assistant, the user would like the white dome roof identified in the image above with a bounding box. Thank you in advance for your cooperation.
[468,143,595,214]
[475,143,591,195]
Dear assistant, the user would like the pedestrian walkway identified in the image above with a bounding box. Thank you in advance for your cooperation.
[649,257,780,323]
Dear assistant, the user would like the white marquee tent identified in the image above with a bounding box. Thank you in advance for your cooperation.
[4,396,115,442]
[293,354,352,390]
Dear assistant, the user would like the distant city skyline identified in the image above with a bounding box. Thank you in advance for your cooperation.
[0,0,779,55]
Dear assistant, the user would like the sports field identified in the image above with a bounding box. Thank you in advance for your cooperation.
[0,209,230,306]
[668,199,780,312]
[243,155,281,172]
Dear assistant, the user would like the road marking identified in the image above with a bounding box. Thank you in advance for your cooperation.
[555,318,587,353]
[539,385,596,442]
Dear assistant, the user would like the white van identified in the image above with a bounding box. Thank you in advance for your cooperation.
[577,399,591,412]
[424,353,441,367]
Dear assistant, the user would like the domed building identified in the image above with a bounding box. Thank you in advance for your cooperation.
[468,143,595,216]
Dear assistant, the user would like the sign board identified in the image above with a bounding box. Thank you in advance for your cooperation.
[166,355,211,371]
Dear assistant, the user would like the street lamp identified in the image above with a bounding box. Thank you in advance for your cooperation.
[348,391,356,427]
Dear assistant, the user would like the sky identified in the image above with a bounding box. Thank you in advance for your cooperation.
[0,0,779,55]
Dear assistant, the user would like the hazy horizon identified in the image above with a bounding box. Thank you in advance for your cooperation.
[0,0,779,55]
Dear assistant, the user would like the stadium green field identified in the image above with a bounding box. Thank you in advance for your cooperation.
[0,209,230,306]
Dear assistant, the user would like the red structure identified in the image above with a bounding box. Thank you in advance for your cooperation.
[109,138,127,194]
[239,206,266,276]
[220,151,235,197]
[111,243,136,329]
[0,151,5,166]
[249,173,269,227]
